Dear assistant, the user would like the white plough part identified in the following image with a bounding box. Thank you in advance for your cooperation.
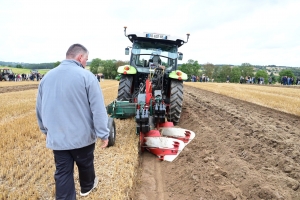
[144,128,195,162]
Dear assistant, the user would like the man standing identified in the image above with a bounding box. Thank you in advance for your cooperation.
[36,44,109,199]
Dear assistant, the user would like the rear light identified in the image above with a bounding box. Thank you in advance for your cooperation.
[124,66,130,70]
[176,71,182,76]
[124,71,127,74]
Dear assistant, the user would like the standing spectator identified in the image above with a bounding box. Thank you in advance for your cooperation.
[36,44,109,199]
[291,77,294,85]
[226,75,230,83]
[240,76,244,84]
[268,77,272,85]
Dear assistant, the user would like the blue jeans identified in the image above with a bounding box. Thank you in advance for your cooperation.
[53,143,96,200]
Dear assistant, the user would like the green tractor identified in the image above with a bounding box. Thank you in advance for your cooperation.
[116,27,189,125]
[106,27,194,161]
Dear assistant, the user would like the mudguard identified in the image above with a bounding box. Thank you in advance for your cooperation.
[169,70,188,81]
[117,65,137,74]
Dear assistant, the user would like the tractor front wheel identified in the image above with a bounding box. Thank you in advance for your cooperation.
[167,79,184,125]
[117,75,133,101]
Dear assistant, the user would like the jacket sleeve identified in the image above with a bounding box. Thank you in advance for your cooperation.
[87,76,109,140]
[36,85,47,134]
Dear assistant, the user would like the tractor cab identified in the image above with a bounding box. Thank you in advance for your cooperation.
[124,31,189,74]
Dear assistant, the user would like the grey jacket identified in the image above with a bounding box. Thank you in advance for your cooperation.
[36,59,109,150]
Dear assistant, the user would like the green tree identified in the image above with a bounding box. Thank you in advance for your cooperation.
[178,59,201,80]
[212,66,221,82]
[90,58,102,74]
[218,65,232,82]
[101,60,118,79]
[240,63,254,78]
[54,61,61,68]
[270,72,276,83]
[278,69,295,83]
[202,63,215,79]
[255,70,268,83]
[230,67,242,83]
[16,64,23,68]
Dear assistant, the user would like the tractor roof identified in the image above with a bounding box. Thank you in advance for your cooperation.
[127,32,186,47]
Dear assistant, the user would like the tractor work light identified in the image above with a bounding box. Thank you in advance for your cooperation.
[176,71,182,76]
[124,66,130,71]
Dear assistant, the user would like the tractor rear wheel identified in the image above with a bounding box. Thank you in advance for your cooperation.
[107,117,116,147]
[167,79,183,125]
[117,75,133,101]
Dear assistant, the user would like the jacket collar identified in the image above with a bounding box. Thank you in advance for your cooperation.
[62,59,84,68]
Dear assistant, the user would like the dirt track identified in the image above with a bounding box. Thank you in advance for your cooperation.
[0,84,38,93]
[135,85,300,200]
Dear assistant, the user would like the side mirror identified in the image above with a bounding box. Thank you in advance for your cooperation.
[125,47,129,55]
[178,52,183,60]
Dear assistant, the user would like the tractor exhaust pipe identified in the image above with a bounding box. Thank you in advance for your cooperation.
[185,33,190,43]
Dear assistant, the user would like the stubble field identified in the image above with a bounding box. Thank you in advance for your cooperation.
[0,80,299,200]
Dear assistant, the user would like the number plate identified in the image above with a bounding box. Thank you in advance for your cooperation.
[145,33,168,39]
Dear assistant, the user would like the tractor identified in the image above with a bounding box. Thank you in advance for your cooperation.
[106,27,195,161]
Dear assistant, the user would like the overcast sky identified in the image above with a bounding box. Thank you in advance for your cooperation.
[0,0,299,67]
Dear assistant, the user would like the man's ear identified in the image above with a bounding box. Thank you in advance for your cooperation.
[75,54,82,62]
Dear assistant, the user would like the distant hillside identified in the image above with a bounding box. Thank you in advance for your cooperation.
[0,66,50,75]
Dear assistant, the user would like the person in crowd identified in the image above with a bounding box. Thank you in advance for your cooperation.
[36,44,109,199]
[268,77,272,85]
[240,76,244,84]
[226,75,230,83]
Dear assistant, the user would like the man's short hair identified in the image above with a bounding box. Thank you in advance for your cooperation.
[66,44,88,58]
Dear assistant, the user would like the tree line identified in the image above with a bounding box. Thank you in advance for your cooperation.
[89,58,299,83]
[1,58,299,83]
[178,60,299,83]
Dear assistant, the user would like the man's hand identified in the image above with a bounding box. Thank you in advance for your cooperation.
[101,139,109,148]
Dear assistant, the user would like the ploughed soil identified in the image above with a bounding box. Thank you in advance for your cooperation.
[134,85,300,200]
[0,84,38,93]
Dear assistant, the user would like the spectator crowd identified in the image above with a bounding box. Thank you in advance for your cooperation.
[1,72,43,81]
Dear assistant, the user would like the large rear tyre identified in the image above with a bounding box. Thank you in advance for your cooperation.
[107,117,116,147]
[167,79,183,125]
[117,75,133,101]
